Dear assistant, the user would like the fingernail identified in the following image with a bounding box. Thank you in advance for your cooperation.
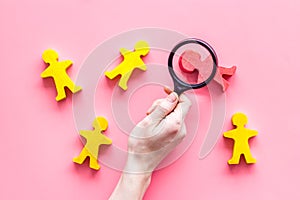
[167,93,177,102]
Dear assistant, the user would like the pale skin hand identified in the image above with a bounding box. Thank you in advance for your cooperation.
[109,87,191,200]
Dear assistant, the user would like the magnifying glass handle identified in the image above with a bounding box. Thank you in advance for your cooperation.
[173,81,191,96]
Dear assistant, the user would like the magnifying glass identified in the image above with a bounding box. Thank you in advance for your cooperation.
[168,38,218,95]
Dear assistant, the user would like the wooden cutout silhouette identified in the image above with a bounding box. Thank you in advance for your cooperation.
[73,117,112,170]
[179,50,236,91]
[105,41,150,90]
[223,113,257,164]
[41,49,81,101]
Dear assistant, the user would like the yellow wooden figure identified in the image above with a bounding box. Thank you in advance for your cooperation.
[105,40,150,90]
[41,49,82,101]
[73,117,112,170]
[223,113,258,165]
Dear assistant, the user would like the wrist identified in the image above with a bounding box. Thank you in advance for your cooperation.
[113,172,151,200]
[121,172,152,187]
[121,172,152,194]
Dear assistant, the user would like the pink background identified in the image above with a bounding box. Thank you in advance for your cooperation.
[1,0,300,199]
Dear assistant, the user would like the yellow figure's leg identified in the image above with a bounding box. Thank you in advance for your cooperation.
[105,68,120,79]
[64,77,81,94]
[243,149,256,164]
[228,148,241,164]
[89,156,100,170]
[56,85,66,101]
[74,86,82,93]
[118,71,133,90]
[73,148,88,165]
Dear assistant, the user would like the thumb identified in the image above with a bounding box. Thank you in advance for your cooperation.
[148,92,178,122]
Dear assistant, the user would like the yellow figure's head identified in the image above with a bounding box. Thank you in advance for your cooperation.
[134,40,150,56]
[232,112,248,127]
[93,117,108,131]
[42,49,59,64]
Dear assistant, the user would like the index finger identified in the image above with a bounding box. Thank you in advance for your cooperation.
[174,93,192,120]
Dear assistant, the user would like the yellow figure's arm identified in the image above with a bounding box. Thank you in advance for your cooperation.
[41,68,52,78]
[223,130,234,139]
[61,60,73,70]
[101,135,112,145]
[120,48,130,56]
[79,130,90,139]
[249,130,258,137]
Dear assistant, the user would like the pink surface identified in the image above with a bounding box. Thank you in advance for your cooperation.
[1,0,300,199]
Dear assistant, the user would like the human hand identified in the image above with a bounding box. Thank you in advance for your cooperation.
[125,86,192,174]
[109,87,191,200]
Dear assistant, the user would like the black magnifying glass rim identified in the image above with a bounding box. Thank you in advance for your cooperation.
[168,38,218,90]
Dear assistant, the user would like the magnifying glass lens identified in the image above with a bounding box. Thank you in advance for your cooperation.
[172,43,215,85]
